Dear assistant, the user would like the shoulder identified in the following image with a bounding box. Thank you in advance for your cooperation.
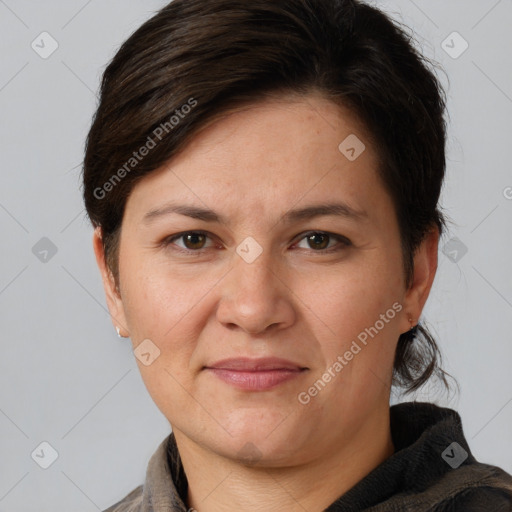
[434,485,512,512]
[432,464,512,512]
[374,455,512,511]
[102,484,143,512]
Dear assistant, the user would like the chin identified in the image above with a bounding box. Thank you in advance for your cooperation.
[207,408,310,466]
[222,435,301,468]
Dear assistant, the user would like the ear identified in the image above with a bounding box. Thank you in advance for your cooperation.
[92,227,130,337]
[400,227,439,333]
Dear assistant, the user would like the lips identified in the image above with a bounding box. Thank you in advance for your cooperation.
[205,357,306,371]
[204,357,308,391]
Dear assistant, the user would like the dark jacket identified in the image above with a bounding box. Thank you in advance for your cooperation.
[104,402,512,511]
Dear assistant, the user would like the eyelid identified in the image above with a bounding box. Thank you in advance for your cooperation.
[162,230,352,254]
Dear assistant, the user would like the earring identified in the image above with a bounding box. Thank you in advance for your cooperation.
[408,317,417,331]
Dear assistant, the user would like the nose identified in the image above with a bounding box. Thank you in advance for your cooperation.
[215,246,296,335]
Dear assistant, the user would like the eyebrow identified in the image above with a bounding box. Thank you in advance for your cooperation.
[142,201,368,227]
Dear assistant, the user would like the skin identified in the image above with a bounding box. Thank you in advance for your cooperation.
[94,92,439,512]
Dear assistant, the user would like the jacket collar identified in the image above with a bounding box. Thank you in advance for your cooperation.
[133,402,509,511]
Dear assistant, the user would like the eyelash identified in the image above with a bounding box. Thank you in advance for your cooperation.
[161,230,352,256]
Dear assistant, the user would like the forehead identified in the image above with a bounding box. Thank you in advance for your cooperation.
[171,93,374,172]
[124,94,391,226]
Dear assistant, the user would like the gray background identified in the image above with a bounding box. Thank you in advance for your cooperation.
[0,0,511,510]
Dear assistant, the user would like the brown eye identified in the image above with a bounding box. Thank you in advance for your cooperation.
[164,231,213,252]
[181,232,207,250]
[294,231,352,253]
[306,233,330,250]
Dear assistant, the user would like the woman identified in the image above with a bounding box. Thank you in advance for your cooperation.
[82,0,512,510]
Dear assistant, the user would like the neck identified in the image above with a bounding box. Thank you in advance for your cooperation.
[173,408,394,512]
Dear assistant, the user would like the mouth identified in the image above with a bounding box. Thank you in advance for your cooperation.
[203,357,308,391]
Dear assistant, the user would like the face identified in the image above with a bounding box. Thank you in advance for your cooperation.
[94,93,437,466]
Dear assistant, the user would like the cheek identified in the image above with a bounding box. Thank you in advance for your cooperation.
[120,268,214,421]
[121,258,215,339]
[304,256,404,395]
[307,258,403,338]
[119,263,206,375]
